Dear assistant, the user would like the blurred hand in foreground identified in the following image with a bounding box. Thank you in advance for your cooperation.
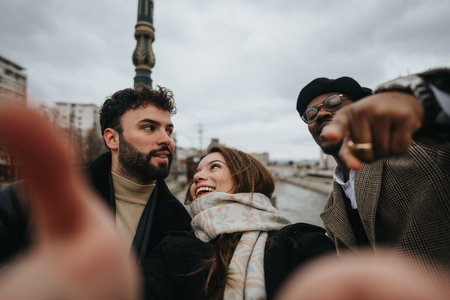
[0,105,140,300]
[276,249,448,300]
[322,92,423,170]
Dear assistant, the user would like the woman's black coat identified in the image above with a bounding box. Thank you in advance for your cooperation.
[143,222,335,300]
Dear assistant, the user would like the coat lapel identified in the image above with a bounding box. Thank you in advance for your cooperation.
[354,160,384,244]
[132,182,159,262]
[321,181,357,250]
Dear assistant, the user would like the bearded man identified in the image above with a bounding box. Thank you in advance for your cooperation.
[0,84,192,273]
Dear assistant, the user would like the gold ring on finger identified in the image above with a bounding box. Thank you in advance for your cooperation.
[347,140,372,151]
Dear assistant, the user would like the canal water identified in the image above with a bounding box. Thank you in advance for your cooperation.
[273,181,328,227]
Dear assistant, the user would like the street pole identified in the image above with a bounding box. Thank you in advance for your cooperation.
[132,0,155,87]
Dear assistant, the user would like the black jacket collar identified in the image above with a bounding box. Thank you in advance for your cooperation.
[86,152,192,261]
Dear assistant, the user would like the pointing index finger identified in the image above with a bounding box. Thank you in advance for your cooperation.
[321,108,364,170]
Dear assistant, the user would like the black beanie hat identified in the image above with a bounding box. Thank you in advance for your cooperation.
[296,76,372,116]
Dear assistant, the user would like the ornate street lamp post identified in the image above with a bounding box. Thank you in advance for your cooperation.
[133,0,155,87]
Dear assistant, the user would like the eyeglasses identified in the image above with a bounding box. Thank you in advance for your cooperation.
[301,94,343,124]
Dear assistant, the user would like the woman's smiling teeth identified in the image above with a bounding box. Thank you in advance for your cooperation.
[195,186,215,197]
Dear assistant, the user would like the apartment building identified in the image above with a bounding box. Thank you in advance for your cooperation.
[0,55,27,105]
[54,102,101,138]
[0,55,27,184]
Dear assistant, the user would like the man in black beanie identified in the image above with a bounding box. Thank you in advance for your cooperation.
[297,76,372,157]
[296,69,450,273]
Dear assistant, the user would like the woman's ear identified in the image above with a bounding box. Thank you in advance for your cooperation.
[104,128,119,150]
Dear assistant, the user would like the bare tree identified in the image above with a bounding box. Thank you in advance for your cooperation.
[83,126,106,162]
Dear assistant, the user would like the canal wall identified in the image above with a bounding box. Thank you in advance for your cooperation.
[166,172,333,198]
[166,173,189,199]
[279,176,333,195]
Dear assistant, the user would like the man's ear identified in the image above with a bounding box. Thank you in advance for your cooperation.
[104,128,119,150]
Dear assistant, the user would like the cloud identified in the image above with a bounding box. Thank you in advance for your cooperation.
[1,0,449,161]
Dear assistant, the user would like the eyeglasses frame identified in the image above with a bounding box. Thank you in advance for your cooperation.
[301,94,344,124]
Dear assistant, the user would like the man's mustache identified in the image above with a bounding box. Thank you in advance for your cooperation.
[148,146,173,158]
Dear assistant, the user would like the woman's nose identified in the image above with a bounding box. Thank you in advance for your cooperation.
[193,171,206,183]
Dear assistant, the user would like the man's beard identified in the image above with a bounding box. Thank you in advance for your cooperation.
[118,134,172,184]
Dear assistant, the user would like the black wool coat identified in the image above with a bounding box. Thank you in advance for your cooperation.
[0,152,192,267]
[87,152,192,262]
[142,223,335,300]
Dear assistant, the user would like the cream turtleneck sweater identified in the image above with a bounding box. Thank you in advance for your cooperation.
[111,171,155,250]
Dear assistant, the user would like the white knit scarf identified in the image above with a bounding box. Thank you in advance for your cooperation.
[191,192,291,300]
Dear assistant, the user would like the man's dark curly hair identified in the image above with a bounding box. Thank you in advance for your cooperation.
[100,84,176,135]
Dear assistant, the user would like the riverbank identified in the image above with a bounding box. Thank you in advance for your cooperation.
[166,173,188,196]
[278,176,332,195]
[166,172,333,197]
[274,181,327,226]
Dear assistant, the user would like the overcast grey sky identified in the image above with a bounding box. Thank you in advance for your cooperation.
[1,0,449,161]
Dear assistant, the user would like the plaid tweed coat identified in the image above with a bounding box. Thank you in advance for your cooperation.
[321,138,450,270]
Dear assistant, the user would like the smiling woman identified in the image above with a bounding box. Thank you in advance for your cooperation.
[189,152,235,199]
[187,145,275,203]
[142,145,335,300]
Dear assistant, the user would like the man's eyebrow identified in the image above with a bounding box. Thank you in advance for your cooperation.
[138,118,159,125]
[138,119,174,128]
